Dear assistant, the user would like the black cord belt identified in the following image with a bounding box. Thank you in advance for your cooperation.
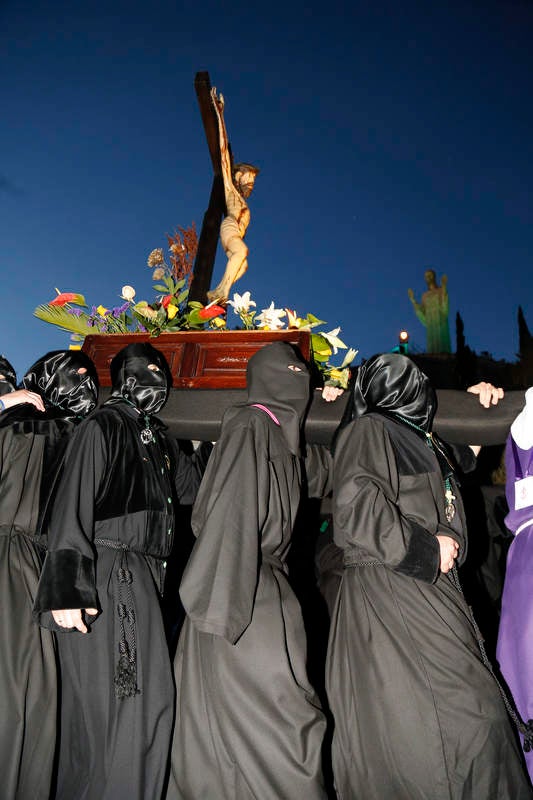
[343,555,382,567]
[0,527,46,547]
[93,537,164,560]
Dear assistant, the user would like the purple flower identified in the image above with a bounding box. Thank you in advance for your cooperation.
[67,308,84,317]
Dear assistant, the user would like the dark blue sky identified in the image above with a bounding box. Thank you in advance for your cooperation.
[1,0,532,378]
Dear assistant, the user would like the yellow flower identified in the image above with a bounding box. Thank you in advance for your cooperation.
[327,368,350,388]
[210,317,227,329]
[96,305,108,316]
[166,304,178,320]
[147,248,164,267]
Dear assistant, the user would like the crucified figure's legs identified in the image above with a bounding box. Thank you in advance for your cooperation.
[207,218,249,302]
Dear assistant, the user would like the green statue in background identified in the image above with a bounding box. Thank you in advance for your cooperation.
[408,269,451,353]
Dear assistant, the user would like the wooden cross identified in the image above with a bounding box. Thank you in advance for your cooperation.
[188,71,227,305]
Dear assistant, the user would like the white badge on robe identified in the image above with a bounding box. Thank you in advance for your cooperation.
[515,475,533,510]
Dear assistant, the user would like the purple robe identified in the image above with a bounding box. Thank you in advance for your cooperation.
[497,433,533,781]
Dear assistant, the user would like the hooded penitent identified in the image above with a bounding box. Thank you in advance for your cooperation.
[108,342,170,416]
[21,350,98,419]
[245,341,310,455]
[349,353,457,480]
[0,350,97,800]
[352,352,437,431]
[0,355,17,396]
[2,350,98,425]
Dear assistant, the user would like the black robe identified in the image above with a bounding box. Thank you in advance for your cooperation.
[34,401,208,800]
[167,406,328,800]
[327,413,531,800]
[0,413,75,800]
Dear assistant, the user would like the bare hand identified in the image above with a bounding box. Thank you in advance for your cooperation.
[321,386,344,402]
[52,608,98,633]
[436,535,459,574]
[467,382,504,408]
[1,389,45,412]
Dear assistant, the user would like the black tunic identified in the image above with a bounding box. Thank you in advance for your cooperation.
[0,414,75,800]
[327,413,531,799]
[167,406,327,799]
[35,401,206,800]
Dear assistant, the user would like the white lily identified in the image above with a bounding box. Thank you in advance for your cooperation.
[321,327,347,355]
[227,291,256,315]
[340,348,358,368]
[255,302,287,331]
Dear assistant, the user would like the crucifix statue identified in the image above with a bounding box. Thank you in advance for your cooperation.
[188,72,259,305]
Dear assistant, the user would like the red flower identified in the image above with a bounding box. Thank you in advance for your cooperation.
[49,292,84,307]
[161,295,173,309]
[199,304,226,320]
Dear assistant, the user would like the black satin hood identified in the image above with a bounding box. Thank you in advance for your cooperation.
[246,341,310,455]
[0,355,16,396]
[22,350,99,419]
[109,342,170,415]
[352,353,437,431]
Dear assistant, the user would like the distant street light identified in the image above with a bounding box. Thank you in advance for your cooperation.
[399,330,409,354]
[391,330,409,355]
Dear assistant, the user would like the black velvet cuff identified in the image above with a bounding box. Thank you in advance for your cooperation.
[33,549,98,625]
[395,521,440,584]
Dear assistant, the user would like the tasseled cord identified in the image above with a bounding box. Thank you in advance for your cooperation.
[114,563,140,699]
[521,721,533,753]
[93,537,141,699]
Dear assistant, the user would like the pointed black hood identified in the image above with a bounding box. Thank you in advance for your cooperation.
[246,341,310,455]
[22,350,99,419]
[0,355,17,396]
[108,342,170,415]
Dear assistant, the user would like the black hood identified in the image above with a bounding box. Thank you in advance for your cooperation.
[22,350,99,419]
[0,355,17,396]
[352,353,437,431]
[108,342,170,415]
[246,341,310,455]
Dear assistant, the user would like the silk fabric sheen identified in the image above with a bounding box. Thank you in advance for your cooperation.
[353,352,437,431]
[109,342,170,415]
[0,355,16,395]
[22,350,98,418]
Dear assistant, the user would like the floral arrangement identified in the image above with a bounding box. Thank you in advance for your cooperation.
[227,292,357,388]
[33,224,225,338]
[34,224,356,387]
